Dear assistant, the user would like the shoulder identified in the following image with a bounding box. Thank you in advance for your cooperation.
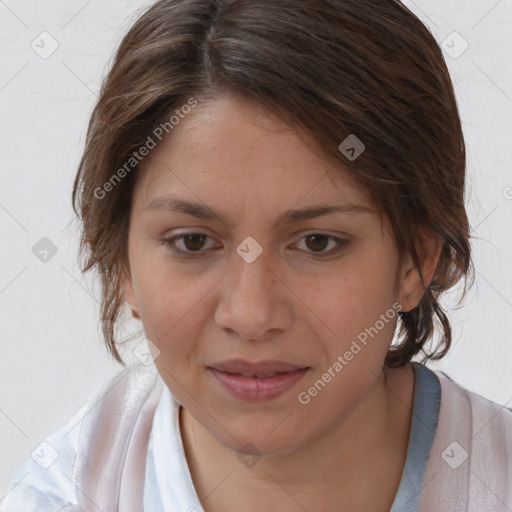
[418,367,512,511]
[0,402,85,511]
[0,363,161,511]
[435,368,512,433]
[435,369,512,472]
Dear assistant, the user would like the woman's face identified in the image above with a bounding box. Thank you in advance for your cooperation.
[124,93,422,455]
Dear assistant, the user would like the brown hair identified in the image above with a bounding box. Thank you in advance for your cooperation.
[72,0,473,368]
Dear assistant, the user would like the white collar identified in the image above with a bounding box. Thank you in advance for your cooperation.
[144,379,205,511]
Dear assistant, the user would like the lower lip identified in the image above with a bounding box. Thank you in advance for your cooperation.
[208,367,309,401]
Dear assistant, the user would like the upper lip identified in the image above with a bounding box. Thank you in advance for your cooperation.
[208,359,308,375]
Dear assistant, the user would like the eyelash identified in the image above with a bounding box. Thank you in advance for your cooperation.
[161,232,350,259]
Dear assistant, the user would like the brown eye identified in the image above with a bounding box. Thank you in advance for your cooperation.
[182,233,208,251]
[162,232,217,258]
[295,233,350,258]
[304,234,330,252]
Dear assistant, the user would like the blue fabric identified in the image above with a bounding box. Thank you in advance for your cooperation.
[390,363,441,512]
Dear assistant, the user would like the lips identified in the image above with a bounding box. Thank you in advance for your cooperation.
[207,359,310,401]
[208,358,308,376]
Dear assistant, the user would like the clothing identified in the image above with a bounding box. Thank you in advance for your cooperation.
[1,362,511,511]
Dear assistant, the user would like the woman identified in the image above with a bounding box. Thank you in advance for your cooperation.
[2,0,511,510]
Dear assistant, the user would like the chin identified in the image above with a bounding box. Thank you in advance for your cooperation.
[210,421,307,459]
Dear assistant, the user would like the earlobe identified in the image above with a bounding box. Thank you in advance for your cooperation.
[397,265,420,313]
[124,279,141,319]
[397,233,443,313]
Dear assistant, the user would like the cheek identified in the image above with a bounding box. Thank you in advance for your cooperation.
[296,262,398,333]
[131,257,210,346]
[295,270,399,420]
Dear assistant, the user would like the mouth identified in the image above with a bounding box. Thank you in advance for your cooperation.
[208,358,308,375]
[221,371,297,378]
[207,359,310,401]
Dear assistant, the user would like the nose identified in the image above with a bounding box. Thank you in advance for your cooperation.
[214,248,293,341]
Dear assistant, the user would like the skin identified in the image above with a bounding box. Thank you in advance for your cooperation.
[124,93,442,511]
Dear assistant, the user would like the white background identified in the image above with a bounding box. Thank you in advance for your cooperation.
[0,0,511,497]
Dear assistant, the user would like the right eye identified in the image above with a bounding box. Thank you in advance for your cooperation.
[161,232,219,258]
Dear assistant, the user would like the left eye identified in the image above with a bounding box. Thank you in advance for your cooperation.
[295,234,349,257]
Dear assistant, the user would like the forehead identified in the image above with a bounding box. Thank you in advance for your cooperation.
[132,94,373,214]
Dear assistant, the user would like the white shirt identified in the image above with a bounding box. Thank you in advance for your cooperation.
[1,362,511,511]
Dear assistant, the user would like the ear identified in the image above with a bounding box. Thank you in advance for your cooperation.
[124,277,141,320]
[396,231,443,313]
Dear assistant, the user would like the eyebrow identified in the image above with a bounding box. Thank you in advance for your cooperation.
[144,196,375,226]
